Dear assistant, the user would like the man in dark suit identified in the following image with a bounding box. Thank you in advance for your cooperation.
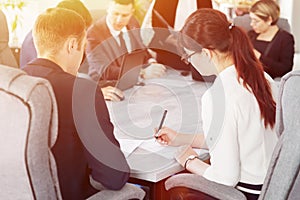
[147,0,215,81]
[152,0,212,29]
[85,0,166,99]
[23,7,130,200]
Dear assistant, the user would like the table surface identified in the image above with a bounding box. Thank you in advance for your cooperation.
[106,69,212,182]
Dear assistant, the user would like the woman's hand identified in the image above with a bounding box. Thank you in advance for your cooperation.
[154,127,180,146]
[101,86,124,102]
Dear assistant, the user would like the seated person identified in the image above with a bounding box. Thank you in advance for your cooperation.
[20,0,123,101]
[143,0,215,81]
[23,7,130,199]
[233,12,291,33]
[19,0,93,69]
[85,0,166,91]
[248,0,294,79]
[155,8,278,200]
[0,10,18,68]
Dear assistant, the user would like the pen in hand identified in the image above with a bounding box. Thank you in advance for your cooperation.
[155,109,168,139]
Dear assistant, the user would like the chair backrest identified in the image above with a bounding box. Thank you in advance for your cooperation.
[0,65,61,199]
[259,70,300,199]
[0,10,18,68]
[0,64,146,200]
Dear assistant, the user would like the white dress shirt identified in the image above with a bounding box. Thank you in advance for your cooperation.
[202,66,278,186]
[174,0,197,31]
[106,16,132,52]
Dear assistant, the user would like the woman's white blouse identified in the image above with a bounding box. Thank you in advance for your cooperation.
[202,65,278,186]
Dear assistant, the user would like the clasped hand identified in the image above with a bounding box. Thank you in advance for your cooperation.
[141,63,166,79]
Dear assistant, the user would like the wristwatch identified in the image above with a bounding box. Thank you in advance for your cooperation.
[184,155,200,170]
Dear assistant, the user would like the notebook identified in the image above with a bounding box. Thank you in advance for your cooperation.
[101,49,147,91]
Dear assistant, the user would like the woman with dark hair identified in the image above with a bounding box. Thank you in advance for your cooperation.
[155,8,278,200]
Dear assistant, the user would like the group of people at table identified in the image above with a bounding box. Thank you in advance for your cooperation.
[10,0,295,199]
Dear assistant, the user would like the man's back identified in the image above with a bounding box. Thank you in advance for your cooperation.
[24,58,130,199]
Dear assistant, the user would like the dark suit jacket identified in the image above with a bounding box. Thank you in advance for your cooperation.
[152,0,212,28]
[85,16,149,81]
[248,29,295,78]
[24,58,130,200]
[149,0,215,80]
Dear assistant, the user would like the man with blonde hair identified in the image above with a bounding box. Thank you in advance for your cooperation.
[20,0,93,68]
[23,7,130,200]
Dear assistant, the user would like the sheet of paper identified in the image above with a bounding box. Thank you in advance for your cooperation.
[144,78,194,88]
[139,139,178,159]
[118,139,144,158]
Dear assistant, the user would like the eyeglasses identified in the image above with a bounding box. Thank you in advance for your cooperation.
[250,18,264,25]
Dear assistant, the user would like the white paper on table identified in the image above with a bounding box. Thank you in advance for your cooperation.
[139,139,178,159]
[145,78,194,88]
[139,139,210,160]
[118,139,144,158]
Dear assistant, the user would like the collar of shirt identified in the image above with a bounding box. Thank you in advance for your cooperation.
[28,58,63,72]
[106,16,132,52]
[219,65,235,77]
[106,16,127,39]
[174,0,197,31]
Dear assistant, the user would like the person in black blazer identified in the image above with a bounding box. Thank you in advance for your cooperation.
[152,0,212,29]
[85,0,166,96]
[86,12,148,81]
[23,7,130,200]
[248,0,294,79]
[149,0,214,81]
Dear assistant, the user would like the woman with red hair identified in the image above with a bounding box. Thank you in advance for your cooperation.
[155,8,278,200]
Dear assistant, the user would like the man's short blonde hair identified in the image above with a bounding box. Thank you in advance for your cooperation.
[33,7,86,56]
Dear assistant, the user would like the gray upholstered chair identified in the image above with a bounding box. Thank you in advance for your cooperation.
[165,70,300,200]
[0,10,18,68]
[0,65,145,200]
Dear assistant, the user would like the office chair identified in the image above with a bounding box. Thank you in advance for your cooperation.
[0,65,145,200]
[165,70,300,200]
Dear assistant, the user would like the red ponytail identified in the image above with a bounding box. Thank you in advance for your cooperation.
[180,9,276,128]
[230,26,276,128]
